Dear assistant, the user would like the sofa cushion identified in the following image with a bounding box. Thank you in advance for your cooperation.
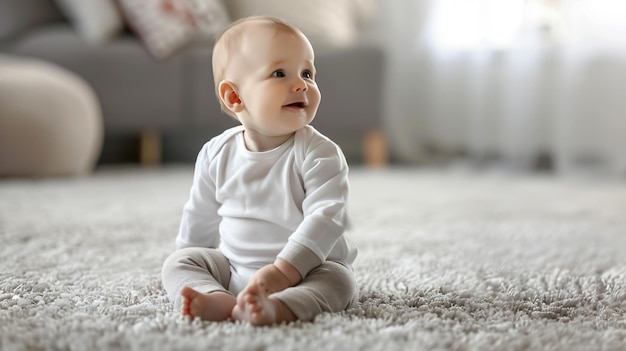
[10,25,188,129]
[53,0,124,44]
[117,0,230,59]
[0,0,63,42]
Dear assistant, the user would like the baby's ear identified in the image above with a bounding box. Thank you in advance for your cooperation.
[218,81,243,113]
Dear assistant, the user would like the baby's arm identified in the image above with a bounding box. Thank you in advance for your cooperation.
[176,143,221,248]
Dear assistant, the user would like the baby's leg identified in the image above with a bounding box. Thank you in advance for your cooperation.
[231,279,296,326]
[162,247,233,321]
[271,261,359,322]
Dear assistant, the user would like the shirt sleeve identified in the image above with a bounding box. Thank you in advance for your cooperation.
[175,142,221,249]
[277,138,350,277]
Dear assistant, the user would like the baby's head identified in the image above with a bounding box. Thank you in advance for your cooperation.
[211,16,320,137]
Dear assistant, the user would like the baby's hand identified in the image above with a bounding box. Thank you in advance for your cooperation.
[250,264,292,295]
[237,260,301,309]
[235,264,285,312]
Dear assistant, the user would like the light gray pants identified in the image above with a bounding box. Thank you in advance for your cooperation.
[161,247,359,321]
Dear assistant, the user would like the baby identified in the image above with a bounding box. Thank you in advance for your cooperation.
[161,16,358,326]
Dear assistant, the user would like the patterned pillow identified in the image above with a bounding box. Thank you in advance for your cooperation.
[117,0,231,59]
[54,0,124,44]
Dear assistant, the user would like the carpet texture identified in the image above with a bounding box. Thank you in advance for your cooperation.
[1,167,625,350]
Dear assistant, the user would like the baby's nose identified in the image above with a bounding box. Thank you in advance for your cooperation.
[292,77,308,91]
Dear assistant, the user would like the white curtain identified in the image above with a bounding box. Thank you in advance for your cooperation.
[381,0,626,176]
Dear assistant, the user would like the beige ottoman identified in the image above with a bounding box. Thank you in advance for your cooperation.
[0,56,103,177]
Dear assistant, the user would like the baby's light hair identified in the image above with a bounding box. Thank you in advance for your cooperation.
[211,16,309,119]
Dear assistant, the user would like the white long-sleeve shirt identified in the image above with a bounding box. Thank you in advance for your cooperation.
[175,125,357,294]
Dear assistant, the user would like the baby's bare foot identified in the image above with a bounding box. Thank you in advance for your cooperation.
[180,286,236,321]
[231,279,296,326]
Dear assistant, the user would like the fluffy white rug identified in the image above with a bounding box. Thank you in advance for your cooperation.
[1,167,625,351]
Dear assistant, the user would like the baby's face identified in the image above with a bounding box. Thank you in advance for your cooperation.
[230,25,321,141]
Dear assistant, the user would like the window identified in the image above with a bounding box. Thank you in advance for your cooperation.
[425,0,626,51]
[426,0,526,51]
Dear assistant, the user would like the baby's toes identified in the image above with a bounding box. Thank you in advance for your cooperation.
[231,304,245,321]
[247,296,263,313]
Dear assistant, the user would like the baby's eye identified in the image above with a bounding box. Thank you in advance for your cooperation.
[302,71,313,79]
[272,70,286,78]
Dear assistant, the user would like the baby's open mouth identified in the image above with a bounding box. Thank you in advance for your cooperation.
[284,102,305,108]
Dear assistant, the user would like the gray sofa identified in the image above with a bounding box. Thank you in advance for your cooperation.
[0,0,386,165]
